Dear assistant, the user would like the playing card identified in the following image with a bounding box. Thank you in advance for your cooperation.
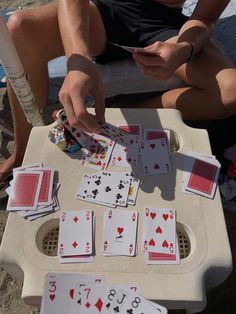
[109,42,160,56]
[81,134,115,171]
[111,140,139,168]
[58,210,93,257]
[26,167,54,205]
[41,273,105,314]
[105,285,141,314]
[140,138,172,175]
[103,208,138,256]
[127,176,140,206]
[77,172,131,207]
[144,128,170,150]
[143,207,176,255]
[79,283,110,313]
[118,124,142,142]
[120,292,167,314]
[6,171,43,211]
[98,121,131,145]
[183,155,220,199]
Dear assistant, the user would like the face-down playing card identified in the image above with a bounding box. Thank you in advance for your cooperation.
[7,170,43,211]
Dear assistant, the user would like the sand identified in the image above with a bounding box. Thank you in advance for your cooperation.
[0,1,236,313]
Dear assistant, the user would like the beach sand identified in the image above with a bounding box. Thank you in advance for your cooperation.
[0,1,236,313]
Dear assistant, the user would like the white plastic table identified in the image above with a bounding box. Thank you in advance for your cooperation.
[0,109,232,313]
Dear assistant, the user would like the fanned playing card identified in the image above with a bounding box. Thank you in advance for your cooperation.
[98,121,131,145]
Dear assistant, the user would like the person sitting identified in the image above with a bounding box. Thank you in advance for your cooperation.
[1,0,236,184]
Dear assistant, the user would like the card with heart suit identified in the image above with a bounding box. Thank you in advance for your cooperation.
[58,210,93,257]
[103,208,138,256]
[144,128,170,150]
[140,138,172,175]
[77,172,131,207]
[183,153,220,199]
[119,292,167,314]
[40,272,105,314]
[6,170,43,211]
[143,207,176,255]
[145,240,180,265]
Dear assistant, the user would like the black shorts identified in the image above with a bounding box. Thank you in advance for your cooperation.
[91,0,188,62]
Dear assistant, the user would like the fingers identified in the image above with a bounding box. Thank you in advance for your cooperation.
[93,86,105,123]
[133,52,163,67]
[71,93,102,133]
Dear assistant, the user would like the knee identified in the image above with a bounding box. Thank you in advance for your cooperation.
[7,11,30,47]
[219,73,236,118]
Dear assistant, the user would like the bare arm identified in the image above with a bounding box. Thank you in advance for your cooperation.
[58,0,90,58]
[57,0,105,132]
[133,0,230,80]
[177,0,230,55]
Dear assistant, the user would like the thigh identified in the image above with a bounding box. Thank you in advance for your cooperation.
[10,1,106,62]
[167,36,236,91]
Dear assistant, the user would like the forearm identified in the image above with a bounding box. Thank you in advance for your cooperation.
[176,0,229,58]
[58,0,91,59]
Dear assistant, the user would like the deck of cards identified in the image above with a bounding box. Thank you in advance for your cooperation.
[40,272,167,314]
[51,109,172,175]
[142,207,180,265]
[182,152,221,199]
[76,171,140,208]
[5,163,59,220]
[58,209,95,263]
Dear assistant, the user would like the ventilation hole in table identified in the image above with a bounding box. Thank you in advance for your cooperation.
[43,227,59,256]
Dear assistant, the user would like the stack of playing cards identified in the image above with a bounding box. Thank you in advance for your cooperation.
[182,152,221,199]
[5,164,59,221]
[102,208,138,256]
[57,209,95,263]
[40,272,167,314]
[76,171,140,207]
[142,207,179,265]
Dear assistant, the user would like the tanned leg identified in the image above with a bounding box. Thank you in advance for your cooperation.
[135,38,236,121]
[0,1,106,183]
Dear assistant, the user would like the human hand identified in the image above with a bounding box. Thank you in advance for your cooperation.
[132,41,191,80]
[59,54,105,133]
